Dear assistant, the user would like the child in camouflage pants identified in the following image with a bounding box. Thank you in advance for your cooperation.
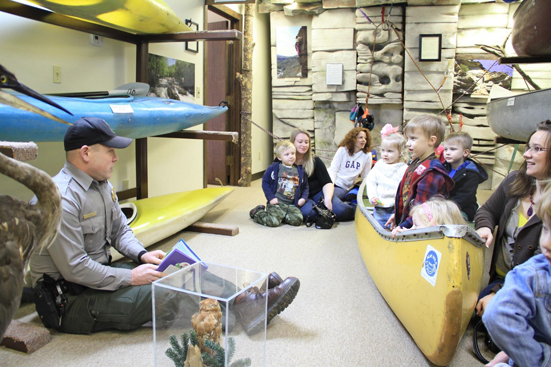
[250,141,309,227]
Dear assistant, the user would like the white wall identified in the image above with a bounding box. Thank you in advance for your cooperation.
[0,0,206,200]
[251,4,274,176]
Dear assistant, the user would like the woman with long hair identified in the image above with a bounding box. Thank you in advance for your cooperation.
[290,128,335,224]
[327,126,373,221]
[475,120,551,316]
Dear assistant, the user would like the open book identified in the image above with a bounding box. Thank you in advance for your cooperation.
[156,239,204,273]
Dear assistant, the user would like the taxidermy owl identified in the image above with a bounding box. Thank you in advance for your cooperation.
[191,298,222,353]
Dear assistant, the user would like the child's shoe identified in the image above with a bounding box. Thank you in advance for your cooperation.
[249,205,265,219]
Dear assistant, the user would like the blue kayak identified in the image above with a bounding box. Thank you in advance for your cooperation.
[0,94,228,142]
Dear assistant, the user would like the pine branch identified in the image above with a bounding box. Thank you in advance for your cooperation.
[226,337,236,363]
[190,329,199,347]
[165,349,181,367]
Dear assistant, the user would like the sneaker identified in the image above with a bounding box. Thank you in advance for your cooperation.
[249,204,265,219]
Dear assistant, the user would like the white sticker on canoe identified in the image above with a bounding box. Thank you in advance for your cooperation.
[110,105,134,114]
[421,245,441,287]
[507,97,515,107]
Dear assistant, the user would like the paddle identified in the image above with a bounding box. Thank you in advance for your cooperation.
[48,82,150,98]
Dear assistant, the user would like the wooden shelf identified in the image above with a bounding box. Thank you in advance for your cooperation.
[499,55,551,64]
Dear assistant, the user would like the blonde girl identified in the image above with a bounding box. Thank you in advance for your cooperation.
[365,124,408,228]
[409,197,467,229]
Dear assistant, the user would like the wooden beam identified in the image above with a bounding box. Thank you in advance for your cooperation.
[0,0,139,44]
[155,130,239,144]
[499,55,551,64]
[135,41,149,199]
[187,222,239,236]
[495,136,525,145]
[140,30,242,43]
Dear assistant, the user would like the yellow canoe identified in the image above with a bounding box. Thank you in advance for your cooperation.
[112,187,234,261]
[354,185,485,366]
[26,0,191,34]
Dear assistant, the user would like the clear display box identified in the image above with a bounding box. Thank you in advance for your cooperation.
[153,262,268,367]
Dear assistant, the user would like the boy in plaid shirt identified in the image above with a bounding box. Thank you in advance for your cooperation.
[388,114,455,235]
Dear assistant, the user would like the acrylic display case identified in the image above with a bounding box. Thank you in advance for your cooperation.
[153,262,268,366]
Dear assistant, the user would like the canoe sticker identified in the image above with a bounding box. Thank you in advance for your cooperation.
[421,245,442,287]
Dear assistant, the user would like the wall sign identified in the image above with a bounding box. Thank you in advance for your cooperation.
[419,34,442,62]
[326,63,343,85]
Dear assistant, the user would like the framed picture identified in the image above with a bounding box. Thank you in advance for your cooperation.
[419,34,442,62]
[185,19,199,53]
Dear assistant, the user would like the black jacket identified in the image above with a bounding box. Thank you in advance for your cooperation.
[444,158,488,221]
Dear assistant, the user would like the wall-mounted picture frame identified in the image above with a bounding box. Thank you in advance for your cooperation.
[419,34,442,62]
[185,19,199,53]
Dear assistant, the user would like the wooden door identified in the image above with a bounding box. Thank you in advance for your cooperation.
[205,20,229,185]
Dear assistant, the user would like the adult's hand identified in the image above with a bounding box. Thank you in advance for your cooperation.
[140,250,165,265]
[269,198,279,205]
[131,264,165,285]
[476,293,495,316]
[477,227,494,248]
[297,198,306,207]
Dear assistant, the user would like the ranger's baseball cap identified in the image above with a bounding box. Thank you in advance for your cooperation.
[64,117,132,151]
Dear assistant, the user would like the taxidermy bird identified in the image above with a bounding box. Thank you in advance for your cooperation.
[0,63,72,125]
[0,151,62,340]
[191,298,222,353]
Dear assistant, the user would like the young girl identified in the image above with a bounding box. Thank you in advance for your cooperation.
[365,124,408,228]
[328,126,372,221]
[408,197,467,229]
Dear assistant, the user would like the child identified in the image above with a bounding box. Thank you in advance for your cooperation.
[408,197,467,230]
[388,114,455,235]
[249,141,309,227]
[442,132,488,222]
[482,182,551,367]
[365,124,408,228]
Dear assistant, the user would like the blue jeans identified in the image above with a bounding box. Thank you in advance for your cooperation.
[332,186,356,222]
[301,191,324,222]
[373,206,394,229]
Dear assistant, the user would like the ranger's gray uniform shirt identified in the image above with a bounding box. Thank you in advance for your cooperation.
[30,162,145,290]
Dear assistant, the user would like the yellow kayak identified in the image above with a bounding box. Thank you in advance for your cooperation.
[26,0,191,34]
[112,187,234,261]
[354,183,485,366]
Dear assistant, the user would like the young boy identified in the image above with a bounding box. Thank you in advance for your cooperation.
[442,132,488,222]
[482,183,551,367]
[389,114,455,234]
[250,141,309,227]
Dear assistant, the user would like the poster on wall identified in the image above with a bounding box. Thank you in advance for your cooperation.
[453,59,513,97]
[276,26,307,78]
[148,53,195,102]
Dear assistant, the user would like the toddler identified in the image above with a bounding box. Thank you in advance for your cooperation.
[389,114,455,235]
[442,132,488,222]
[408,197,467,230]
[365,124,408,228]
[249,141,309,227]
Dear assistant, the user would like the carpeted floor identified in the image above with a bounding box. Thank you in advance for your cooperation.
[1,181,495,366]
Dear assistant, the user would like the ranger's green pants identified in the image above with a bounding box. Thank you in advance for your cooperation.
[57,263,236,334]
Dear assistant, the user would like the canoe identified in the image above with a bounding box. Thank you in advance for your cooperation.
[112,187,234,261]
[0,93,228,142]
[487,86,551,142]
[512,0,551,57]
[25,0,190,34]
[354,183,485,366]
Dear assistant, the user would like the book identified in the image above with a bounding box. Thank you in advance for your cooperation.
[156,239,204,272]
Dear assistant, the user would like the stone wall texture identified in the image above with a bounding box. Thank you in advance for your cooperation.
[266,0,551,186]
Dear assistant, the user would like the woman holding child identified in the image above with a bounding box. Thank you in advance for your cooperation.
[475,120,551,316]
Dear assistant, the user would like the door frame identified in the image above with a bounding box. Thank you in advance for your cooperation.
[205,5,242,187]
